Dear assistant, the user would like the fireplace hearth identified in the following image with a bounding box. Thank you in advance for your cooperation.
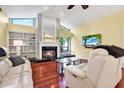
[42,46,57,60]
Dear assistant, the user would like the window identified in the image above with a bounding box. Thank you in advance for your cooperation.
[59,25,71,56]
[60,37,70,52]
[59,25,70,32]
[10,18,36,27]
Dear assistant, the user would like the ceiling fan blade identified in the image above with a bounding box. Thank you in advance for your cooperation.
[67,5,75,9]
[81,5,89,9]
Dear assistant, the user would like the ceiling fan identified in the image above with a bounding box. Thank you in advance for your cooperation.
[67,5,89,10]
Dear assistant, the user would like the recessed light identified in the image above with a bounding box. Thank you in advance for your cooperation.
[51,20,54,24]
[43,6,48,10]
[60,12,64,16]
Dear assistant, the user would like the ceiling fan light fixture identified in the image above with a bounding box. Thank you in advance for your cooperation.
[67,5,89,10]
[67,5,75,9]
[43,6,48,11]
[81,5,89,9]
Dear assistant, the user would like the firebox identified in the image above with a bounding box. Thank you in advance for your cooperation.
[42,46,57,60]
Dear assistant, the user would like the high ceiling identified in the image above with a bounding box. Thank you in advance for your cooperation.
[1,5,124,28]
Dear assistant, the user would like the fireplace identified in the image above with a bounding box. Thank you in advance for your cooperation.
[42,46,57,60]
[36,42,59,60]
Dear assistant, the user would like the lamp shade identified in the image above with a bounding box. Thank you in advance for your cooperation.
[13,40,23,46]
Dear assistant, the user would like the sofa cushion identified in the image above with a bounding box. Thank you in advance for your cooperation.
[90,48,109,56]
[65,65,86,79]
[6,65,23,77]
[88,48,109,64]
[0,77,21,88]
[22,57,32,73]
[3,58,13,67]
[86,56,106,87]
[9,56,25,66]
[0,60,10,77]
[4,73,21,81]
[21,73,33,88]
[22,63,32,73]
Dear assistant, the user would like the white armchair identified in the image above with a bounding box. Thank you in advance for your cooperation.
[0,47,33,88]
[64,48,122,88]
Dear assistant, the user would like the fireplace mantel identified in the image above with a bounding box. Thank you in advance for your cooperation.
[36,42,60,59]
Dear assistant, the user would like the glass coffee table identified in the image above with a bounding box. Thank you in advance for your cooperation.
[56,57,87,75]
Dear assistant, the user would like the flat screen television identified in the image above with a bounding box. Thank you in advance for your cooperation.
[82,34,101,48]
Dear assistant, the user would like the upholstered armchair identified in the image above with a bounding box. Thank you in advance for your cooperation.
[0,47,33,88]
[64,48,122,88]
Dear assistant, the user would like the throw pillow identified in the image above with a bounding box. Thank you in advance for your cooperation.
[0,47,6,57]
[9,56,25,66]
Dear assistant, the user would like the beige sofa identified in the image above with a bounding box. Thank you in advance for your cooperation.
[64,48,122,88]
[0,47,33,88]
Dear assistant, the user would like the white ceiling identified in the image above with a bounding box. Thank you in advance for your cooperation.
[1,5,124,28]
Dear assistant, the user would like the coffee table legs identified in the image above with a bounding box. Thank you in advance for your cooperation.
[57,59,83,75]
[61,63,64,75]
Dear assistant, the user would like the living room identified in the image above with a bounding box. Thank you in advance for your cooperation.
[0,5,124,88]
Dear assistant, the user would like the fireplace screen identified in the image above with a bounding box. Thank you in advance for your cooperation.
[42,46,57,60]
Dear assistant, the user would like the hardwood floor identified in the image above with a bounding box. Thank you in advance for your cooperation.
[31,61,124,88]
[32,74,124,88]
[115,68,124,88]
[31,61,60,88]
[31,61,66,88]
[36,75,66,88]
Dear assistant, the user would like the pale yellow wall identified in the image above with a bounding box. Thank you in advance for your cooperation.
[0,18,36,47]
[60,31,73,38]
[0,10,37,47]
[71,10,124,58]
[7,23,36,33]
[0,13,9,47]
[4,24,36,47]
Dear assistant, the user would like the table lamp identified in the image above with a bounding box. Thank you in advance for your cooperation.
[13,40,23,56]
